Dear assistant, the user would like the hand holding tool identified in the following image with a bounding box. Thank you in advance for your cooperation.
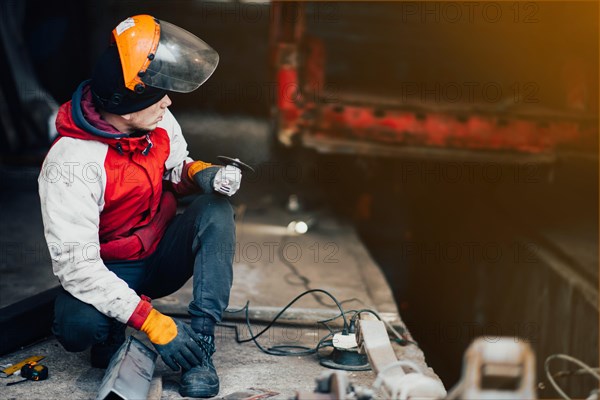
[213,156,254,197]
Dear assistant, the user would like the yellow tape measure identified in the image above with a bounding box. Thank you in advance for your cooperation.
[2,356,45,376]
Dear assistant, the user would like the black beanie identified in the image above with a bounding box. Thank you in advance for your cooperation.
[91,45,167,115]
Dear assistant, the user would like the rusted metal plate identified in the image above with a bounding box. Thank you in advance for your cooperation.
[300,133,558,164]
[271,2,598,158]
[310,103,588,153]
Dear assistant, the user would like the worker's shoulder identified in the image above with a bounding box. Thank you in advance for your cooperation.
[38,137,108,189]
[46,136,108,162]
[42,137,109,179]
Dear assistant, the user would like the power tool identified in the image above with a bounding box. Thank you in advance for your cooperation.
[6,362,48,386]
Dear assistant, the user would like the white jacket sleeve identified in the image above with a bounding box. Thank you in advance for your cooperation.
[160,109,194,185]
[38,138,141,323]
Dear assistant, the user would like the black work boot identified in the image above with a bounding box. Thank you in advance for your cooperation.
[179,334,219,398]
[90,321,126,369]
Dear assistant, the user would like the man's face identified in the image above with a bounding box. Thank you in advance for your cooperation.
[124,95,172,132]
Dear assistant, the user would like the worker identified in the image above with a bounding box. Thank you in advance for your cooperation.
[38,15,239,398]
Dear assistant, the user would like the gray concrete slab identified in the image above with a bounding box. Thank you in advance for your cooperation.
[0,328,366,399]
[0,323,433,399]
[154,206,404,326]
[0,196,440,399]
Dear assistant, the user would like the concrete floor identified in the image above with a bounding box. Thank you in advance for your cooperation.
[0,190,440,399]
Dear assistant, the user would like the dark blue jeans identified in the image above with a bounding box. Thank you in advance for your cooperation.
[53,194,235,352]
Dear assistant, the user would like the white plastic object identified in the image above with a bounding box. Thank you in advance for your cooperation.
[333,333,358,350]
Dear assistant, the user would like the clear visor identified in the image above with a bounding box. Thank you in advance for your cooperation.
[142,20,219,93]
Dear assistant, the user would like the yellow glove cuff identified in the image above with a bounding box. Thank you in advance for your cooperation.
[140,309,178,345]
[187,161,213,180]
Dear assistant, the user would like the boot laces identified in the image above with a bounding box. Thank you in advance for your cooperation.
[195,334,216,360]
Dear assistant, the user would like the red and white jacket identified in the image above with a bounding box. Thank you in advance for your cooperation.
[39,81,211,328]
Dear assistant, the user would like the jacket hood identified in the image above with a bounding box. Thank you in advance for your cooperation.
[55,80,154,154]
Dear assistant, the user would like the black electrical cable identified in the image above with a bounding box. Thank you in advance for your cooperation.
[315,333,335,364]
[220,288,349,356]
[351,309,382,322]
[219,296,419,358]
[318,309,358,326]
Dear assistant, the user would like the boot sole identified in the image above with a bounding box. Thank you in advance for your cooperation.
[179,382,219,398]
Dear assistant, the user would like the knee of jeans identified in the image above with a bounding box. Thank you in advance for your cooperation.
[53,315,110,351]
[54,322,109,352]
[53,299,110,352]
[192,194,235,227]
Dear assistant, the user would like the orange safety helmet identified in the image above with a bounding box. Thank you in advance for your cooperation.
[111,14,219,94]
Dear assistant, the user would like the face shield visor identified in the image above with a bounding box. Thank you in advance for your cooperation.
[113,15,219,94]
[142,20,219,93]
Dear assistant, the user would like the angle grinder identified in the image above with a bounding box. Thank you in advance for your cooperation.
[217,156,255,173]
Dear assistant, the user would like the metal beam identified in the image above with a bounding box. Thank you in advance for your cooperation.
[96,336,157,400]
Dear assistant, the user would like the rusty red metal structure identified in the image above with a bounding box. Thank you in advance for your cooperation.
[270,2,598,162]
